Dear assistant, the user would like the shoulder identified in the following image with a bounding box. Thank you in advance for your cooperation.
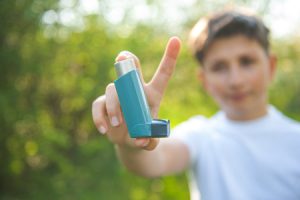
[172,115,209,134]
[270,106,300,132]
[280,115,300,132]
[170,114,217,143]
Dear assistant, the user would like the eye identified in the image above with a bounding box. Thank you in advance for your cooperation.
[240,56,255,67]
[210,62,228,72]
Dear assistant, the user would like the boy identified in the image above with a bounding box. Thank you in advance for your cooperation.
[92,8,300,200]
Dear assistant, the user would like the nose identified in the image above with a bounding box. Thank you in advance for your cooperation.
[228,66,245,89]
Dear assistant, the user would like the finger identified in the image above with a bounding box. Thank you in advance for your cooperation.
[115,51,145,83]
[105,83,123,127]
[92,95,108,134]
[149,36,181,94]
[144,138,159,151]
[134,138,159,151]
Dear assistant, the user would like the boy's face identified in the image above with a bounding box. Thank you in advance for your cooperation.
[200,35,276,120]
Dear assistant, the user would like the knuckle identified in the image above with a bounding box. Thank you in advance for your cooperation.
[92,99,99,108]
[92,108,104,124]
[92,96,107,123]
[105,83,115,93]
[92,95,105,107]
[161,65,173,77]
[106,104,118,117]
[92,114,102,127]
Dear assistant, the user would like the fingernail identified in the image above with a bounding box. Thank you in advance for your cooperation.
[142,140,150,147]
[98,126,107,134]
[135,139,144,146]
[111,116,119,127]
[136,139,149,147]
[116,51,134,62]
[119,50,131,56]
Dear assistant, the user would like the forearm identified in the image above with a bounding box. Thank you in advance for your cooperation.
[115,138,190,178]
[115,143,165,178]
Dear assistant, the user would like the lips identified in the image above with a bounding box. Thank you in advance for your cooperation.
[229,92,249,102]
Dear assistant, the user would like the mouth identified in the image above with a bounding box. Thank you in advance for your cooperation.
[229,93,249,102]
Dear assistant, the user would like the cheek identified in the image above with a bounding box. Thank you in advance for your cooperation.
[248,70,269,93]
[205,77,226,97]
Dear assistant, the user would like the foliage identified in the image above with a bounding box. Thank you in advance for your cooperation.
[0,0,300,199]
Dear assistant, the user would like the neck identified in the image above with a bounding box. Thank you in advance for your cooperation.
[226,104,268,121]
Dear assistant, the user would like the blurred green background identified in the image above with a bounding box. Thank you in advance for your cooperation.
[1,0,300,199]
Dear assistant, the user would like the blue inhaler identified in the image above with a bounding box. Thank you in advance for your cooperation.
[114,58,170,138]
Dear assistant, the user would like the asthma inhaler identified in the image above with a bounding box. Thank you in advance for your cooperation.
[114,58,170,138]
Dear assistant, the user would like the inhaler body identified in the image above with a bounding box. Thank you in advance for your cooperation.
[114,58,170,138]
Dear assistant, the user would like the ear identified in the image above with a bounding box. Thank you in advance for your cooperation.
[268,54,277,82]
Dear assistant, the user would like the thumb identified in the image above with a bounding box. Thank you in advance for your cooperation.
[149,36,181,95]
[134,138,159,151]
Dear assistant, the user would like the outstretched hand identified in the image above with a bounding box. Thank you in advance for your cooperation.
[92,36,181,150]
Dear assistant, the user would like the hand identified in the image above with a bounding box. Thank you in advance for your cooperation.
[92,36,181,150]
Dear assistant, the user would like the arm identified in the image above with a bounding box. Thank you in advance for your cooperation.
[115,138,190,178]
[92,37,188,177]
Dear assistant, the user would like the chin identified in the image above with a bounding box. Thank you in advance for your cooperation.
[223,102,266,120]
[221,102,252,118]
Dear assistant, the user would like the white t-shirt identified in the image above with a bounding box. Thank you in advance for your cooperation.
[171,105,300,200]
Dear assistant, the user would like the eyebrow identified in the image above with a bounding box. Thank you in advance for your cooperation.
[205,49,260,66]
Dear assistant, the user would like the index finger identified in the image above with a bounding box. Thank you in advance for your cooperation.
[149,36,181,94]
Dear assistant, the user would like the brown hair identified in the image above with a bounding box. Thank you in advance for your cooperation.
[188,8,270,65]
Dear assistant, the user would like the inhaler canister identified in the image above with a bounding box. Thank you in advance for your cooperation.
[114,58,170,138]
